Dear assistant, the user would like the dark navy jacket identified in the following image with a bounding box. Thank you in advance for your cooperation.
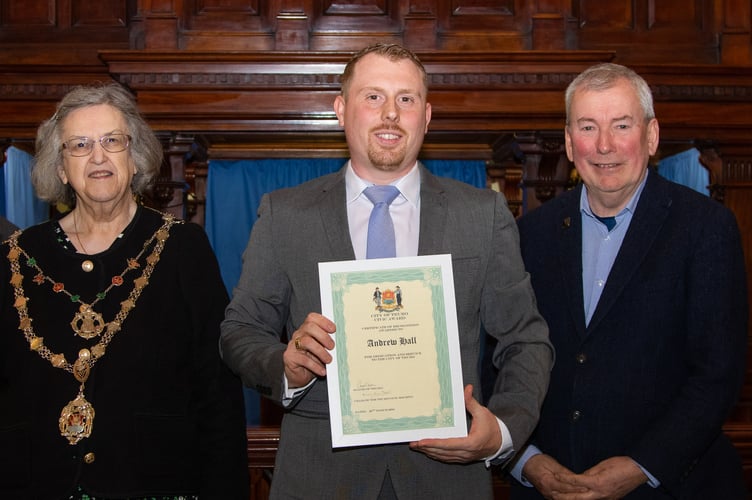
[514,170,748,499]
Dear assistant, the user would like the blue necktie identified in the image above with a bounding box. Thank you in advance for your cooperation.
[363,185,400,259]
[595,215,616,232]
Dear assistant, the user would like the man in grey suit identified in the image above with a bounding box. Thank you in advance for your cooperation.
[220,43,553,499]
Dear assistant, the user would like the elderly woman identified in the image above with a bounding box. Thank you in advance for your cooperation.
[0,83,249,499]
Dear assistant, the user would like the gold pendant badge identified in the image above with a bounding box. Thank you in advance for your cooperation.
[71,305,105,340]
[59,392,95,445]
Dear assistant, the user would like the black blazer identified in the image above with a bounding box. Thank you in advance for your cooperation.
[515,170,748,499]
[0,207,249,499]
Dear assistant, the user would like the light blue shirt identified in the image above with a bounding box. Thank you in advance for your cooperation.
[511,174,659,488]
[581,180,641,326]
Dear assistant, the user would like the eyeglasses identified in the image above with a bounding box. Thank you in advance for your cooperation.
[62,133,131,157]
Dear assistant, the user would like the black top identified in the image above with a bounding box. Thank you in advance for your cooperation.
[0,215,18,241]
[0,206,249,499]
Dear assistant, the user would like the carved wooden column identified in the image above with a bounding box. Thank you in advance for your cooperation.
[517,132,572,215]
[486,134,524,218]
[145,133,194,221]
[182,138,211,226]
[184,159,207,226]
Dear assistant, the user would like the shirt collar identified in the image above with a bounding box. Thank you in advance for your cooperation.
[345,161,420,206]
[579,171,648,220]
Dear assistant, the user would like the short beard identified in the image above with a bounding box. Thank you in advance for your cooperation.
[367,143,406,172]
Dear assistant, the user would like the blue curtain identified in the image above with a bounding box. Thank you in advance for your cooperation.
[4,146,49,228]
[206,158,487,424]
[657,147,710,196]
[0,155,6,218]
[206,159,344,295]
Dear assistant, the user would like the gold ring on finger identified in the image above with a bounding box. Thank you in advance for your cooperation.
[294,337,303,350]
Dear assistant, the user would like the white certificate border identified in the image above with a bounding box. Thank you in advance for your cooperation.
[319,254,467,448]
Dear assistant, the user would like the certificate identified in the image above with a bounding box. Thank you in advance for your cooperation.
[319,254,467,448]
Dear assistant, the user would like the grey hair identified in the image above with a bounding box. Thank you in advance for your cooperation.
[565,63,655,125]
[31,82,163,206]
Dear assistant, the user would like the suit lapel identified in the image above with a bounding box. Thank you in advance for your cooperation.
[318,170,357,261]
[587,170,671,332]
[417,167,449,256]
[556,186,588,338]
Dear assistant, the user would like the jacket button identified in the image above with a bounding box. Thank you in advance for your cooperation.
[84,452,96,464]
[576,353,587,364]
[571,410,582,421]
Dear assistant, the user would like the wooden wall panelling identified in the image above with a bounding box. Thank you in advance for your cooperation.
[529,0,573,49]
[97,48,616,233]
[0,0,57,27]
[531,12,566,50]
[0,0,750,61]
[416,50,613,131]
[3,1,748,62]
[184,0,265,31]
[574,0,719,63]
[721,0,752,64]
[98,50,347,134]
[70,0,129,28]
[0,0,130,43]
[0,69,117,141]
[633,64,752,144]
[0,0,129,138]
[98,49,614,159]
[180,0,276,50]
[136,0,182,49]
[309,0,403,50]
[436,0,531,50]
[275,0,310,51]
[403,0,437,49]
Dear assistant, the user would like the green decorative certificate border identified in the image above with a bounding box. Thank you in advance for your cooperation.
[329,265,455,435]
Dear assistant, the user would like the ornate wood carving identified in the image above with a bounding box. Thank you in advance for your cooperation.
[516,132,571,212]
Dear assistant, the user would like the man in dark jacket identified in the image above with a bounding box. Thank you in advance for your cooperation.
[511,63,748,499]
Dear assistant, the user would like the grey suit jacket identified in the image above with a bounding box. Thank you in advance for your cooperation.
[221,165,553,499]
